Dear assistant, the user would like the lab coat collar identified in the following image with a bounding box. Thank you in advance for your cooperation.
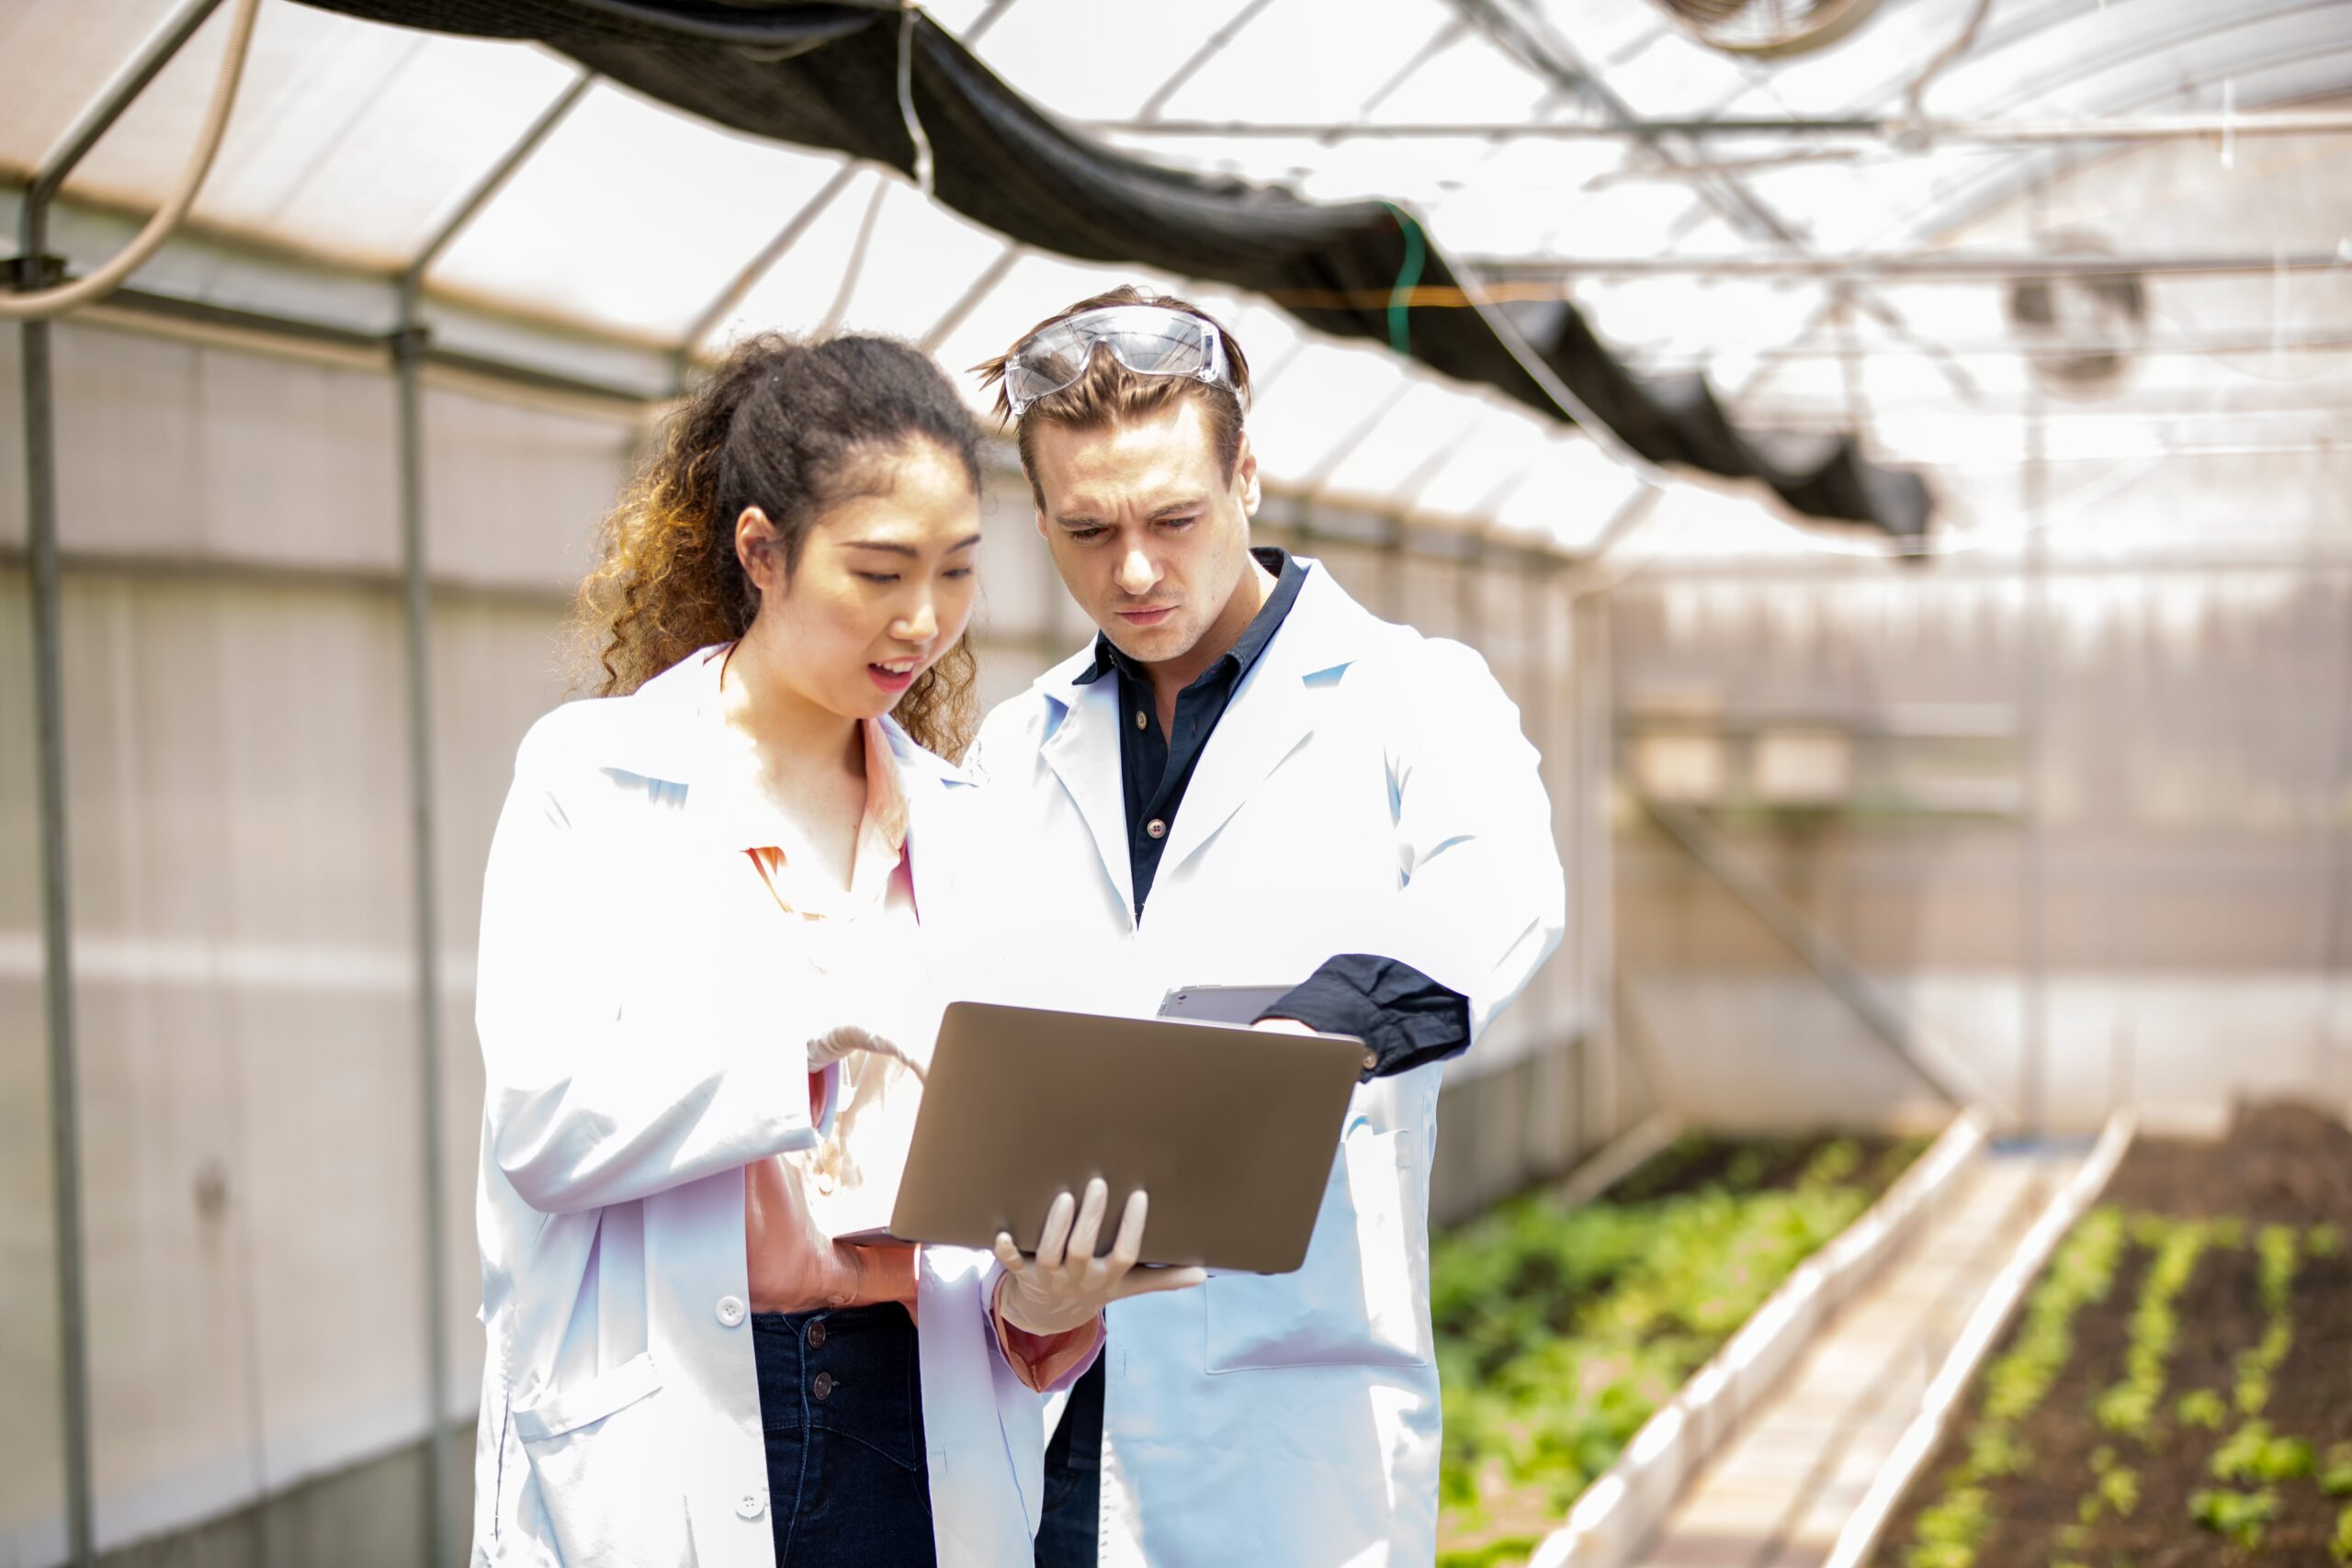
[1033,558,1374,920]
[594,644,971,847]
[1035,659,1136,925]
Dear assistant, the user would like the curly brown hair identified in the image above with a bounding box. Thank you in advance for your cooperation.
[573,333,982,758]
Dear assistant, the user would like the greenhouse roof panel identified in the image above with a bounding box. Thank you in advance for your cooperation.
[709,171,1012,353]
[30,1,578,273]
[1410,397,1563,524]
[1492,435,1649,550]
[1357,27,1556,127]
[7,0,2346,556]
[1151,0,1462,127]
[0,0,188,179]
[962,0,1242,123]
[1244,341,1415,490]
[428,82,850,344]
[1313,378,1494,506]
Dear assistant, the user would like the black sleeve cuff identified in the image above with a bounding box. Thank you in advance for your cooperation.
[1256,955,1472,1081]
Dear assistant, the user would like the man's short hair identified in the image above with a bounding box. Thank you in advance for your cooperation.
[973,286,1253,507]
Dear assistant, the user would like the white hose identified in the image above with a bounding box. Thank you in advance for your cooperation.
[0,0,263,322]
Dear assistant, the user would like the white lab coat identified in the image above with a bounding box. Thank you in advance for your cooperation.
[469,651,1046,1568]
[961,559,1566,1565]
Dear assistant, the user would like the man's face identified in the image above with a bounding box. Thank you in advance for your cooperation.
[1026,398,1261,671]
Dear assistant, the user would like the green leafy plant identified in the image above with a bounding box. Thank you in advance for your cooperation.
[2073,1447,2140,1526]
[1434,1136,1918,1567]
[2332,1503,2352,1564]
[1905,1485,1988,1568]
[2189,1486,2278,1550]
[2177,1389,2228,1429]
[1964,1425,2030,1479]
[2322,1442,2352,1498]
[2256,1224,2299,1309]
[2211,1419,2313,1484]
[2096,1463,2139,1518]
[2227,1224,2301,1416]
[2095,1219,2209,1442]
[1892,1208,2127,1568]
[1984,1207,2128,1425]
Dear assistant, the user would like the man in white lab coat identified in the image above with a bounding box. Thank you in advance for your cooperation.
[964,288,1566,1566]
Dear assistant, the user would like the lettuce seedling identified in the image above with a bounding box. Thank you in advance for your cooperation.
[2188,1486,2278,1550]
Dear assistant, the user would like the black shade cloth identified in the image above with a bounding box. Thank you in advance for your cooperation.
[297,0,1931,539]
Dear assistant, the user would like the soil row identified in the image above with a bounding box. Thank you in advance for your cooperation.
[1873,1104,2352,1568]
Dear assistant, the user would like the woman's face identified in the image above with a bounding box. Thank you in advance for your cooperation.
[740,438,982,724]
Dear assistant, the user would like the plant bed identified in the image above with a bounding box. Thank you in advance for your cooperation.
[1869,1103,2352,1568]
[1433,1129,1934,1568]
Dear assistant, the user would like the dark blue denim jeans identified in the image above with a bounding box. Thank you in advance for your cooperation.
[1032,1357,1102,1567]
[754,1303,935,1566]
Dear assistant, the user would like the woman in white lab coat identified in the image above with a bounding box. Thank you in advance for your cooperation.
[469,333,1193,1568]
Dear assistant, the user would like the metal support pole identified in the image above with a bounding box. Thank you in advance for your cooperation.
[2324,584,2352,1120]
[19,278,96,1568]
[2019,391,2051,1141]
[12,6,232,1561]
[1572,585,1617,1154]
[1641,796,2003,1114]
[1077,107,2352,143]
[1463,248,2352,285]
[391,314,458,1568]
[1520,559,1568,1171]
[389,75,590,1568]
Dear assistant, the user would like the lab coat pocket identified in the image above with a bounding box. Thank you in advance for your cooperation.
[513,1354,694,1567]
[1204,1126,1431,1372]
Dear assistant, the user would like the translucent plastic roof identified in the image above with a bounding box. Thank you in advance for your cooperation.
[4,0,2347,557]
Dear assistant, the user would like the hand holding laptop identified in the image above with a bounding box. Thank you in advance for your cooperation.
[992,1177,1208,1336]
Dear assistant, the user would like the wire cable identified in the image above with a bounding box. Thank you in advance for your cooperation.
[1431,223,1677,493]
[2,0,262,322]
[899,7,936,199]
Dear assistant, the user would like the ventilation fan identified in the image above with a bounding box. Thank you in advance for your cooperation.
[2005,232,2149,397]
[1651,0,1886,58]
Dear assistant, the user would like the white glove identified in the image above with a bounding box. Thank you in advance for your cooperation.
[807,1023,928,1083]
[991,1178,1206,1337]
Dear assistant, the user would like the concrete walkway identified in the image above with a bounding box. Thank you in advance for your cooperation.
[1630,1148,2075,1568]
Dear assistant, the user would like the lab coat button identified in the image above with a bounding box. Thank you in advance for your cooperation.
[716,1295,746,1327]
[1146,818,1167,840]
[807,1318,827,1348]
[1363,1050,1379,1071]
[812,1371,835,1400]
[736,1491,764,1520]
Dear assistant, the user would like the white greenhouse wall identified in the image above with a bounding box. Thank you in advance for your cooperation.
[1609,116,2352,1139]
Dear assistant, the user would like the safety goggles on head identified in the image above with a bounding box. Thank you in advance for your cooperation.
[1001,304,1238,417]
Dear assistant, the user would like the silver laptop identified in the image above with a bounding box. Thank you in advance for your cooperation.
[887,1000,1364,1275]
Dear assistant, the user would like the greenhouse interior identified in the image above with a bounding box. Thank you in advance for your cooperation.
[4,0,2350,1565]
